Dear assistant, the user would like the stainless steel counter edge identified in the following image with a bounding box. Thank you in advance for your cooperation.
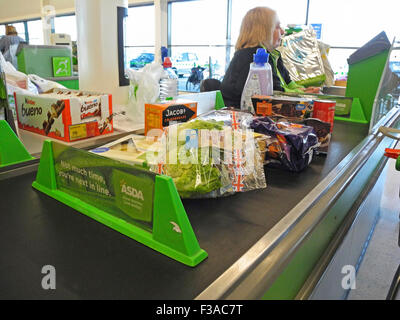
[196,107,400,300]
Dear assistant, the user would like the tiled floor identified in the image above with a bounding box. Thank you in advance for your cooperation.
[347,158,400,300]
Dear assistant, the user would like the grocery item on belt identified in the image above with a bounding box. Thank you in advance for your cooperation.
[43,99,65,135]
[278,27,326,87]
[150,119,266,198]
[301,118,332,154]
[272,90,353,116]
[42,88,103,120]
[90,134,156,166]
[312,99,336,133]
[251,95,313,121]
[250,117,319,172]
[152,120,231,198]
[144,99,197,135]
[14,88,113,142]
[80,98,102,120]
[195,109,268,191]
[240,48,273,113]
[196,108,254,130]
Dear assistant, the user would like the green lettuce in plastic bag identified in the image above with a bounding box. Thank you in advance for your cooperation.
[152,120,233,198]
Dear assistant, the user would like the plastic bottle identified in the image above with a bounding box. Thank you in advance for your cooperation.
[159,57,178,101]
[240,48,273,113]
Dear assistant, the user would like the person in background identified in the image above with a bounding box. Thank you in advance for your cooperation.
[221,7,320,109]
[0,25,25,68]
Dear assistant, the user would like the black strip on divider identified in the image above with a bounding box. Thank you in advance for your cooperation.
[117,6,129,87]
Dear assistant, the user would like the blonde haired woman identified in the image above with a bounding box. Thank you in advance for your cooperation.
[221,7,314,108]
[0,25,25,68]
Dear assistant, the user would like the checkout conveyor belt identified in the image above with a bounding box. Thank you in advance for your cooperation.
[0,122,369,299]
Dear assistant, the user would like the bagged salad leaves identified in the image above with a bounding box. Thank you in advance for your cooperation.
[250,117,319,172]
[196,108,254,130]
[150,119,232,198]
[197,109,267,190]
[149,118,266,198]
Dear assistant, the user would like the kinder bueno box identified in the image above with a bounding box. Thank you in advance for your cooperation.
[15,88,113,142]
[251,95,313,121]
[145,99,197,135]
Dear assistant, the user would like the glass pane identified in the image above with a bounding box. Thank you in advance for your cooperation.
[126,5,155,46]
[170,46,226,92]
[231,0,308,45]
[27,20,44,45]
[308,0,400,47]
[327,48,357,79]
[370,48,400,129]
[0,25,5,37]
[125,47,155,70]
[170,0,227,46]
[54,15,77,42]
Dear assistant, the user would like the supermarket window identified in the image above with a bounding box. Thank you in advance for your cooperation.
[325,48,357,79]
[170,0,228,92]
[54,15,77,42]
[125,5,155,70]
[10,22,27,41]
[307,0,400,47]
[231,0,308,46]
[27,19,44,45]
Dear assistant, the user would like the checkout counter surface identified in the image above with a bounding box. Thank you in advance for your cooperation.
[0,121,368,299]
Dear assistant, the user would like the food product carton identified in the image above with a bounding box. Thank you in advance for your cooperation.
[15,88,113,142]
[144,99,197,135]
[90,134,161,166]
[251,95,313,121]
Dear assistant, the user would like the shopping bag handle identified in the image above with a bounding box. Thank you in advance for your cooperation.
[379,126,400,140]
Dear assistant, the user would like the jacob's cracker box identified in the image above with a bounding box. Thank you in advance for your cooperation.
[15,88,113,142]
[145,99,197,135]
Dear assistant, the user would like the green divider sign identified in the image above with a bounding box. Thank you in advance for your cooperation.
[33,141,208,266]
[52,143,155,231]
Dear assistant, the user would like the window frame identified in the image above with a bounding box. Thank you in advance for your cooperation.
[125,2,156,50]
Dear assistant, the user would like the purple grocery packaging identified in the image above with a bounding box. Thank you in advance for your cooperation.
[250,117,319,172]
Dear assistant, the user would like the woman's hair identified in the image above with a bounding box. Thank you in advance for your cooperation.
[235,7,278,51]
[5,25,18,36]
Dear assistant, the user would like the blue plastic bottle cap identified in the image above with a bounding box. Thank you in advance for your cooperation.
[91,147,110,153]
[254,48,269,65]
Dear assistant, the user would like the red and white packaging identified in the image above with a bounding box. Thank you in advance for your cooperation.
[15,88,113,142]
[312,100,336,133]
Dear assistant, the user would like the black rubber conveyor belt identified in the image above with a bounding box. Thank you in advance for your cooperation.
[0,121,368,299]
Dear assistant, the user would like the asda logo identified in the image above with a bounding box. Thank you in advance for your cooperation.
[121,184,144,201]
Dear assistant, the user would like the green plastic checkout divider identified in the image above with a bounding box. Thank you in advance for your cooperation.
[214,90,226,110]
[32,140,208,267]
[334,97,368,124]
[334,49,390,125]
[0,120,34,168]
[345,50,390,123]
